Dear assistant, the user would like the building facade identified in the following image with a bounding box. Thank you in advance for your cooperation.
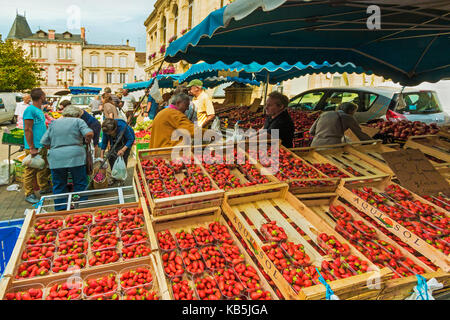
[82,42,135,92]
[144,0,232,78]
[6,14,136,94]
[134,52,147,82]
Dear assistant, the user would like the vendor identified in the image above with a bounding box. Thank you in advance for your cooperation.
[262,91,295,148]
[310,102,371,147]
[149,93,199,149]
[100,118,135,177]
[188,80,215,128]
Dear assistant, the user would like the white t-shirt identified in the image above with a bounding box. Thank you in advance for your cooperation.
[121,95,136,112]
[15,102,29,116]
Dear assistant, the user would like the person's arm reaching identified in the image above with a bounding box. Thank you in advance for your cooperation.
[346,116,371,141]
[117,124,135,157]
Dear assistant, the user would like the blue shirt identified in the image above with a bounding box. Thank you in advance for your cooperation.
[23,105,46,149]
[100,119,135,150]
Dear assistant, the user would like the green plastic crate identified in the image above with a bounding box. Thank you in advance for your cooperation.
[2,128,24,145]
[136,142,150,151]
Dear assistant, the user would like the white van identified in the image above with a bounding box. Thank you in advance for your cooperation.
[0,93,22,124]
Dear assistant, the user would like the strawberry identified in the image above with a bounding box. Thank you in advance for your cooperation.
[65,213,93,227]
[46,281,82,300]
[52,253,86,272]
[121,207,143,220]
[58,226,88,242]
[89,221,117,237]
[118,216,145,231]
[219,243,245,265]
[120,267,153,289]
[121,228,149,245]
[83,273,118,299]
[181,247,205,275]
[5,288,43,300]
[89,249,120,266]
[34,217,63,232]
[122,243,151,260]
[94,209,120,222]
[123,287,159,300]
[261,221,287,242]
[200,246,226,270]
[194,274,222,300]
[317,233,350,258]
[162,250,185,278]
[175,230,196,249]
[192,226,214,246]
[279,241,311,266]
[21,243,56,261]
[16,259,51,279]
[91,234,118,251]
[157,230,177,251]
[214,268,245,298]
[208,221,233,244]
[26,231,56,245]
[171,276,197,300]
[57,240,88,255]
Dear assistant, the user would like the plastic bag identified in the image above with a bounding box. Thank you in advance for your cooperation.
[22,154,45,170]
[0,160,14,185]
[149,79,163,104]
[211,117,221,132]
[406,277,443,300]
[111,156,127,181]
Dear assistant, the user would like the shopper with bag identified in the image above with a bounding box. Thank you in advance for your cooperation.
[40,106,94,211]
[100,118,135,183]
[23,88,53,204]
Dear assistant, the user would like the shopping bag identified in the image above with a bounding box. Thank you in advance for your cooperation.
[22,154,46,170]
[111,156,127,181]
[149,79,163,104]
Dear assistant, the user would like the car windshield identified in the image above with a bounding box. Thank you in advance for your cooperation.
[71,96,87,105]
[396,92,442,114]
[288,91,324,110]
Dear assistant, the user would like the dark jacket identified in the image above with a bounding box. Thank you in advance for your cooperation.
[310,110,371,147]
[264,109,295,148]
[81,110,101,146]
[100,119,135,151]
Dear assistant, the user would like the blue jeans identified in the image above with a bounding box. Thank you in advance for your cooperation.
[51,165,88,211]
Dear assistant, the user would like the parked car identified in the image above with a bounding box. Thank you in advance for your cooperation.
[288,86,450,125]
[0,92,22,124]
[58,94,96,110]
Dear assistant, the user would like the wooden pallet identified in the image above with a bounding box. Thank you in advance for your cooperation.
[302,143,393,180]
[137,147,224,217]
[148,207,280,300]
[0,255,169,300]
[291,141,391,183]
[337,178,450,272]
[1,202,157,282]
[298,192,449,299]
[404,135,450,165]
[221,192,391,300]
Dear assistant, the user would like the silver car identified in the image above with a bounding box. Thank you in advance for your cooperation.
[288,86,450,125]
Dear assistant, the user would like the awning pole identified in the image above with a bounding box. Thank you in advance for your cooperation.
[263,72,270,105]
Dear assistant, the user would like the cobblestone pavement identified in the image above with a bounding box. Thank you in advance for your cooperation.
[0,122,136,221]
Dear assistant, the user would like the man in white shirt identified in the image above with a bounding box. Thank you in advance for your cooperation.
[15,94,31,129]
[121,89,137,122]
[187,80,215,128]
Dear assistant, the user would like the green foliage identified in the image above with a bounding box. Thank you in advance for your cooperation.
[0,39,41,92]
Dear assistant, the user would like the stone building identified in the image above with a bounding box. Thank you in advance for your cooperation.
[6,13,136,94]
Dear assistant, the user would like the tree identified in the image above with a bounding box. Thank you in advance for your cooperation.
[0,39,41,92]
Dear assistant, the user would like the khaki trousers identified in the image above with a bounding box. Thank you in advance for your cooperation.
[23,148,52,196]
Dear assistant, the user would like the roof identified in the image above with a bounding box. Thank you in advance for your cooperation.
[83,44,135,50]
[7,14,33,39]
[135,52,146,63]
[22,32,83,43]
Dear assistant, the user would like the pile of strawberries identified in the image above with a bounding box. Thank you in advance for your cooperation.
[312,163,349,178]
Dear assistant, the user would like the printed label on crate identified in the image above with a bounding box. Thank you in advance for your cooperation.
[381,149,450,197]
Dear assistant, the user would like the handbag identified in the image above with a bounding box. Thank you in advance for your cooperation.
[85,144,93,176]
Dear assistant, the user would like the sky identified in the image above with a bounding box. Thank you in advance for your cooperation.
[0,0,157,52]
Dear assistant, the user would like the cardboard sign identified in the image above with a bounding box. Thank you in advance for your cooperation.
[381,149,450,197]
[345,125,380,142]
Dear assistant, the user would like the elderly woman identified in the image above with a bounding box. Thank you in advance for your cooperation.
[41,106,94,211]
[100,118,135,181]
[60,100,101,156]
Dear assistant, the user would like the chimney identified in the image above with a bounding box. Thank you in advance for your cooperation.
[48,30,55,40]
[126,39,129,46]
[81,27,85,41]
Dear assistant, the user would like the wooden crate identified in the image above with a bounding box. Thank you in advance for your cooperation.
[1,202,157,282]
[137,147,224,217]
[192,142,290,206]
[290,141,391,182]
[221,192,391,300]
[149,206,280,300]
[298,143,393,180]
[0,255,170,300]
[337,178,450,272]
[246,143,341,195]
[404,135,450,165]
[299,192,449,300]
